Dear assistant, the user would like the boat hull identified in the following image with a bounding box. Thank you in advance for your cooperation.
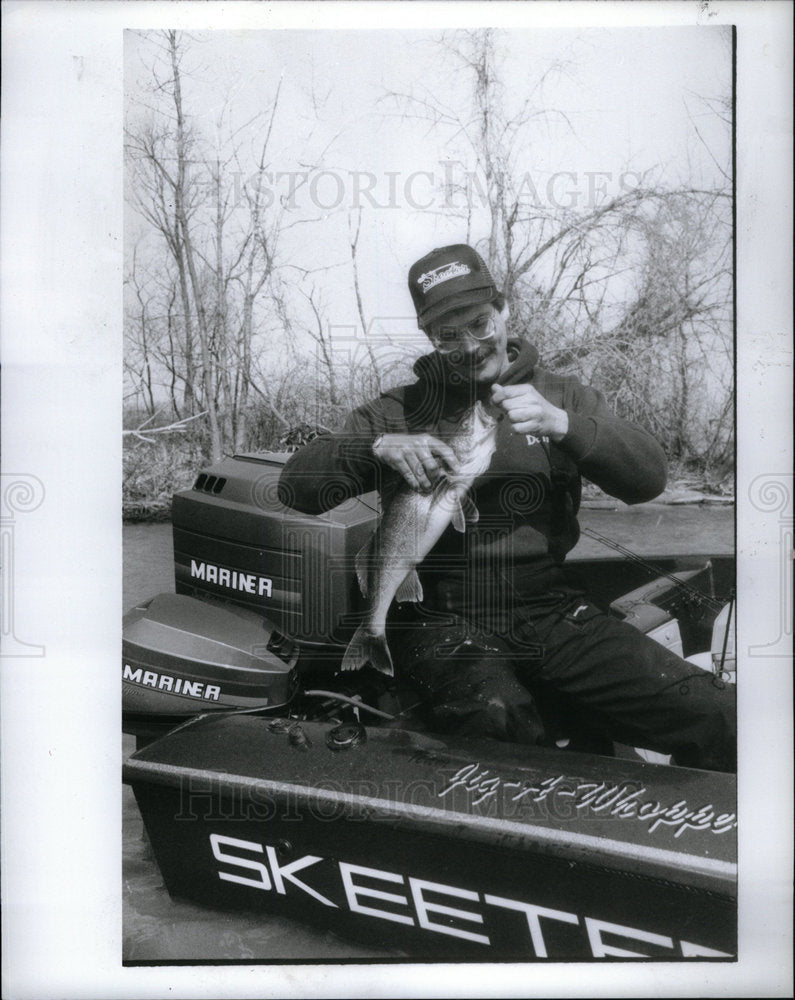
[124,715,736,960]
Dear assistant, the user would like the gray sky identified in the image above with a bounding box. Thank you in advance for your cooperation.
[125,26,732,363]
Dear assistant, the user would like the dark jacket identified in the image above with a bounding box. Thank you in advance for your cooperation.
[278,339,667,605]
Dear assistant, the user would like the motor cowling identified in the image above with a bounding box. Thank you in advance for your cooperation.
[122,593,298,730]
[171,452,378,652]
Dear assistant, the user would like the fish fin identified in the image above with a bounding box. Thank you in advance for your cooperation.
[450,492,479,532]
[462,493,480,525]
[341,626,394,677]
[451,495,467,532]
[395,569,423,604]
[355,537,372,597]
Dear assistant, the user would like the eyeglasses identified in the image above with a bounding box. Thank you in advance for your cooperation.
[428,312,495,354]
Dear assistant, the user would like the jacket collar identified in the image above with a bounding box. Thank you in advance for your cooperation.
[394,338,539,424]
[412,337,539,392]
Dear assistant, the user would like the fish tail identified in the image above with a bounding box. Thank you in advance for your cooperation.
[341,626,394,677]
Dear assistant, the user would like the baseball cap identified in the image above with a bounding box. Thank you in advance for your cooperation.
[408,244,498,329]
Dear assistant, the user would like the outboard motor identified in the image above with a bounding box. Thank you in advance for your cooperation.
[123,450,734,751]
[122,451,379,737]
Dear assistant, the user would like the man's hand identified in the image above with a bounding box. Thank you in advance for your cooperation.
[372,433,458,492]
[491,384,569,442]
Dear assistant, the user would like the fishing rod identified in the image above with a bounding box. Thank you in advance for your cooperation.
[579,525,725,614]
[533,430,728,616]
[581,526,737,680]
[716,592,736,676]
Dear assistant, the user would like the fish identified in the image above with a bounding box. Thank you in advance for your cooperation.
[341,400,500,676]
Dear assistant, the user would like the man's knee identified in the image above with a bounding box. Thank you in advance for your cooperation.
[434,689,547,745]
[676,679,736,771]
[414,658,546,744]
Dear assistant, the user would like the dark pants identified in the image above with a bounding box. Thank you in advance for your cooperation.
[387,592,736,773]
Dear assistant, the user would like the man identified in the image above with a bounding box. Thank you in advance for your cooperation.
[278,243,735,772]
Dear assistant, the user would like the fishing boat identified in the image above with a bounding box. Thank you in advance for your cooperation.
[122,450,736,960]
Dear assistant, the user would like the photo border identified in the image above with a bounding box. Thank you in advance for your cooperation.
[1,2,792,997]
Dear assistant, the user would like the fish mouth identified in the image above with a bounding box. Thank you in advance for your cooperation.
[477,399,502,426]
[461,400,500,440]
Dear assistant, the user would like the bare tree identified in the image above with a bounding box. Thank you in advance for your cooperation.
[384,28,734,474]
[348,208,383,396]
[126,30,295,460]
[125,33,205,424]
[124,247,158,416]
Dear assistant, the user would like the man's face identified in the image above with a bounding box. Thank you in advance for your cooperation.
[427,301,510,385]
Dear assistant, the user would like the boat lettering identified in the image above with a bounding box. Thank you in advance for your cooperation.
[439,763,737,838]
[190,559,272,597]
[123,664,221,701]
[210,835,336,907]
[209,832,732,958]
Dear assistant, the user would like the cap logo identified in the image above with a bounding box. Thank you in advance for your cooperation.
[416,261,471,294]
